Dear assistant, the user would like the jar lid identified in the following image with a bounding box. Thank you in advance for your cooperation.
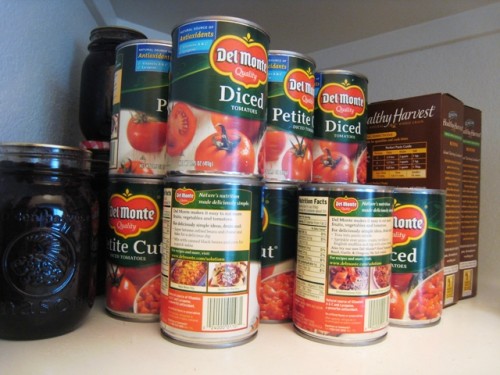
[0,143,92,172]
[89,26,147,47]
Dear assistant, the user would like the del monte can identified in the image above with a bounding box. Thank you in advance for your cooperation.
[313,70,368,183]
[167,16,270,176]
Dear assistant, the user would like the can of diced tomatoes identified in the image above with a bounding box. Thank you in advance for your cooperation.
[166,16,270,176]
[105,176,163,321]
[293,183,393,345]
[260,50,315,182]
[160,174,263,347]
[259,182,298,322]
[390,188,445,327]
[313,70,368,183]
[109,40,172,177]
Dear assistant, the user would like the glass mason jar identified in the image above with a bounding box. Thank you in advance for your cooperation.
[79,26,147,141]
[0,143,96,340]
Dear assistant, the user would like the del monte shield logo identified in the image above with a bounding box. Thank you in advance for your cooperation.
[284,68,315,112]
[393,205,427,247]
[333,196,359,214]
[109,189,160,239]
[210,33,268,88]
[318,80,366,120]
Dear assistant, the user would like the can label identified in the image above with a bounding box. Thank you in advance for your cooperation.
[259,183,298,322]
[390,189,445,326]
[110,40,172,176]
[105,178,163,320]
[313,70,368,183]
[293,185,393,344]
[167,17,270,175]
[160,176,263,347]
[261,51,315,182]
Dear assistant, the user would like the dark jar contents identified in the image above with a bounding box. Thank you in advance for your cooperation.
[0,143,96,340]
[80,141,110,296]
[79,26,146,141]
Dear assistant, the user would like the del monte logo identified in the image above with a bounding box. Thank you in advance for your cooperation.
[318,79,365,120]
[393,204,427,246]
[333,196,359,214]
[210,33,268,88]
[284,68,315,112]
[175,188,196,205]
[109,189,160,239]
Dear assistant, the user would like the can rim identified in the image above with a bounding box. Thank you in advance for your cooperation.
[393,187,446,195]
[316,69,369,82]
[269,50,316,67]
[171,16,269,39]
[299,182,393,193]
[116,39,172,50]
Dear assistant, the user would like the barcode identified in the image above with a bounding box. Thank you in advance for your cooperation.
[202,295,248,331]
[364,295,389,331]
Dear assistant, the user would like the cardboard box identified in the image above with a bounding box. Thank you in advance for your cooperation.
[459,106,481,299]
[366,93,464,306]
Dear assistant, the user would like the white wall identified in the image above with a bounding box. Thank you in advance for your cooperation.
[0,0,97,146]
[311,3,500,293]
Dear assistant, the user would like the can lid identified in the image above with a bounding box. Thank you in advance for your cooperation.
[269,50,316,68]
[116,39,172,51]
[89,26,147,43]
[316,69,369,83]
[172,16,269,40]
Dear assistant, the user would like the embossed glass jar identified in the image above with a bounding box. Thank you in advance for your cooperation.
[0,143,96,340]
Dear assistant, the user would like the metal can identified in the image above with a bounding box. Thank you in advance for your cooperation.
[390,188,446,327]
[293,183,393,345]
[261,50,315,182]
[160,174,263,347]
[167,16,270,176]
[313,70,368,183]
[106,176,163,321]
[259,182,298,322]
[109,40,172,176]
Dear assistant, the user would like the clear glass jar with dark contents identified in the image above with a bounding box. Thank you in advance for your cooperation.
[79,26,146,141]
[0,143,96,340]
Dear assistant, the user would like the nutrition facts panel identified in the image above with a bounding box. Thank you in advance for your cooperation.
[371,142,427,179]
[295,197,329,302]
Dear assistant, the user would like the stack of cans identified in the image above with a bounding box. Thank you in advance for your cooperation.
[106,39,172,322]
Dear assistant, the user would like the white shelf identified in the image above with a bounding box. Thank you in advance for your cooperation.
[2,285,499,374]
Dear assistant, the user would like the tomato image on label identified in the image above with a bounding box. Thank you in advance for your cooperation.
[319,140,359,159]
[117,159,154,175]
[167,102,197,157]
[356,148,367,184]
[390,287,405,319]
[211,111,261,142]
[313,148,354,182]
[282,136,312,181]
[195,124,255,173]
[263,130,287,162]
[106,266,137,312]
[127,111,167,153]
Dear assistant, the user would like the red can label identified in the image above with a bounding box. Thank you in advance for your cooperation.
[167,17,270,176]
[109,40,172,177]
[260,51,315,182]
[313,70,368,183]
[106,178,163,321]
